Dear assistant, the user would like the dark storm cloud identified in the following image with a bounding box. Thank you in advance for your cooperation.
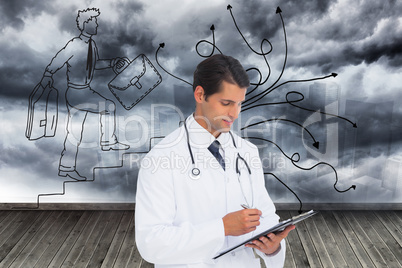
[97,1,157,58]
[233,0,331,39]
[0,42,48,99]
[230,0,402,73]
[0,0,51,31]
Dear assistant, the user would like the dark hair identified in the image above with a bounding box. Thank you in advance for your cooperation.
[193,54,250,99]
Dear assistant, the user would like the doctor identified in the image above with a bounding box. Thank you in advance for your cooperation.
[135,54,294,267]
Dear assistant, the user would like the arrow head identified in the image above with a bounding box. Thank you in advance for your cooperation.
[298,210,303,214]
[210,24,215,31]
[227,4,232,10]
[313,142,319,149]
[352,185,356,190]
[159,43,165,48]
[276,6,282,14]
[353,123,357,128]
[332,73,338,77]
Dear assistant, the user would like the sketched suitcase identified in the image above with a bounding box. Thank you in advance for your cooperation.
[26,83,58,140]
[108,54,162,110]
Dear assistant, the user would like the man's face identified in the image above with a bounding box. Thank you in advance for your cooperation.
[195,80,247,138]
[83,17,98,36]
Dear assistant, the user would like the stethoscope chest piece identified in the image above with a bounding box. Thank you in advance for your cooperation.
[189,167,201,180]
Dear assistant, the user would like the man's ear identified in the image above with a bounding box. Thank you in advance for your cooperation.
[194,86,205,104]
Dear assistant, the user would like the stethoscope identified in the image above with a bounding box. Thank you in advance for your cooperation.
[184,119,254,208]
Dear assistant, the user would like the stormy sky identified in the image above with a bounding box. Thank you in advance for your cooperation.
[1,0,401,205]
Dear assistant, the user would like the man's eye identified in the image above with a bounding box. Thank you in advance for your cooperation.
[222,102,230,106]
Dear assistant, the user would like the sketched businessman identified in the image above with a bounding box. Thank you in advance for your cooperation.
[40,8,129,181]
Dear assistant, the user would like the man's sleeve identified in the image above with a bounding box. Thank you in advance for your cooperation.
[45,39,75,75]
[134,152,225,265]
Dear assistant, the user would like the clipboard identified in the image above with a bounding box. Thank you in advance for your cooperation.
[213,210,318,259]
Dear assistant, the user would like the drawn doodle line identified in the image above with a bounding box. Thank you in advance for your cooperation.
[286,91,358,128]
[12,137,164,210]
[155,43,193,86]
[241,118,320,149]
[244,136,356,194]
[264,172,303,214]
[243,73,337,109]
[227,4,273,94]
[242,6,288,106]
[195,24,223,58]
[241,90,304,112]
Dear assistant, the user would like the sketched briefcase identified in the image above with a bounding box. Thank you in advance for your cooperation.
[108,54,162,110]
[26,83,59,140]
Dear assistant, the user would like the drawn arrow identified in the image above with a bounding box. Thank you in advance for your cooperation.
[285,91,358,128]
[243,73,337,109]
[265,172,303,213]
[241,118,320,149]
[243,6,287,105]
[155,43,192,86]
[245,136,356,194]
[195,24,222,58]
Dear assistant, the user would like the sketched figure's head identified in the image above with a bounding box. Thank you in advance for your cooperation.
[76,8,100,33]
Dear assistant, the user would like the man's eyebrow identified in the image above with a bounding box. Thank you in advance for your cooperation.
[221,99,246,103]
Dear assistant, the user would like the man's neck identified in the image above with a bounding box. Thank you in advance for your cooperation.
[80,32,92,40]
[192,112,221,139]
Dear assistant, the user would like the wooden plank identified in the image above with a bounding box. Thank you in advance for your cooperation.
[383,211,402,234]
[277,211,303,268]
[289,211,322,267]
[358,211,402,267]
[310,212,348,267]
[320,211,362,267]
[0,211,22,239]
[0,210,12,224]
[113,214,142,267]
[60,211,103,267]
[0,211,39,261]
[73,211,114,267]
[302,211,335,267]
[332,211,375,267]
[8,211,66,268]
[343,211,388,267]
[0,211,51,267]
[47,211,94,268]
[34,210,85,268]
[100,211,133,268]
[86,211,125,268]
[21,211,73,267]
[374,211,402,246]
[125,220,143,268]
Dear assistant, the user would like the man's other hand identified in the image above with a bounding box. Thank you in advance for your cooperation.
[245,225,295,255]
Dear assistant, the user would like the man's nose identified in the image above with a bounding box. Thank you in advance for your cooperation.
[228,105,240,119]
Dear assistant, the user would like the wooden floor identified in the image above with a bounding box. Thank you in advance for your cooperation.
[0,210,401,268]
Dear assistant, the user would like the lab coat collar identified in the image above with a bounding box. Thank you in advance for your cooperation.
[185,114,233,150]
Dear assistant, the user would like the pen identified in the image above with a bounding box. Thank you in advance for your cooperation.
[241,204,264,218]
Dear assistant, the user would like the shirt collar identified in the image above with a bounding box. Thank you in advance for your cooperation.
[186,114,232,150]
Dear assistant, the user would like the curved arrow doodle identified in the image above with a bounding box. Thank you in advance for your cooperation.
[155,43,193,86]
[241,118,320,149]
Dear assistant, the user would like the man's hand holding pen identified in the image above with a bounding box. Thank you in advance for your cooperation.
[223,209,262,236]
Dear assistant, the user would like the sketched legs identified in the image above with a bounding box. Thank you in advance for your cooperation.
[58,86,129,180]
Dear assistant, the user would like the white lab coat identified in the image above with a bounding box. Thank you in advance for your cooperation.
[135,115,286,267]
